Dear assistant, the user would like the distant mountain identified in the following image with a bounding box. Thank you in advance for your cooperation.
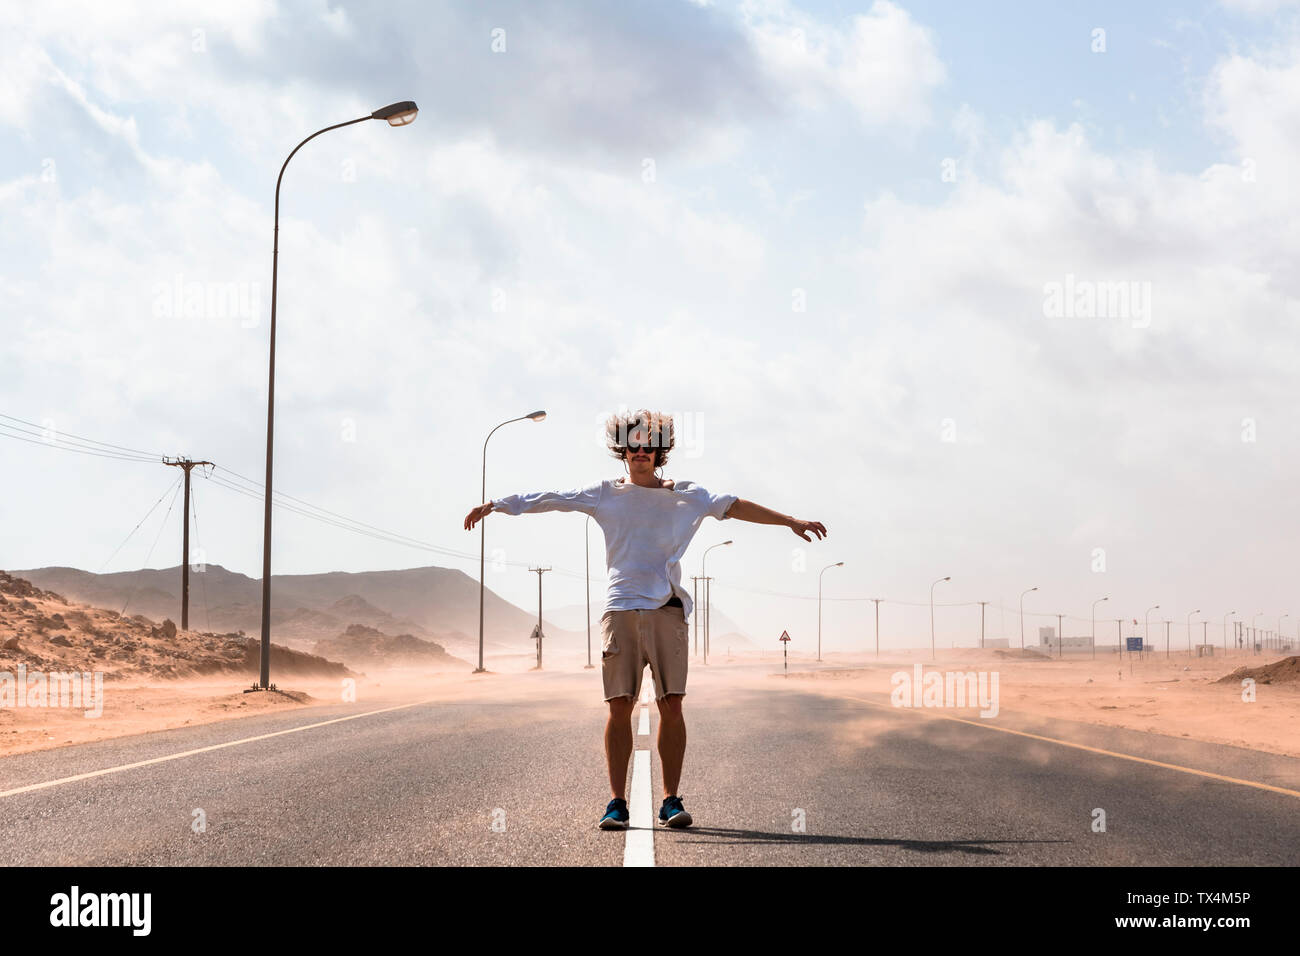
[12,565,586,657]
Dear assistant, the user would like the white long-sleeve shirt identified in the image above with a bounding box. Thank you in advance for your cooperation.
[491,477,738,619]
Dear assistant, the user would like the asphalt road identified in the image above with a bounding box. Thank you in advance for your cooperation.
[1,664,1297,866]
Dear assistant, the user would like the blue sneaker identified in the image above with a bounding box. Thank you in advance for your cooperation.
[658,795,693,828]
[598,798,630,830]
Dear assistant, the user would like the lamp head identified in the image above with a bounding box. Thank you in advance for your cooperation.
[527,410,546,422]
[372,101,418,126]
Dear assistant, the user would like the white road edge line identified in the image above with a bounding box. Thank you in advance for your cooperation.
[0,697,439,799]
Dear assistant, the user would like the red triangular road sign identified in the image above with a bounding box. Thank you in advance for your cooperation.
[779,630,791,642]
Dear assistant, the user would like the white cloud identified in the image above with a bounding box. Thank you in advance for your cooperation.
[741,0,946,128]
[3,2,1300,645]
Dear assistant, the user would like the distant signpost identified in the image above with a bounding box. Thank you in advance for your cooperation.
[530,623,543,670]
[1125,635,1143,676]
[780,630,791,676]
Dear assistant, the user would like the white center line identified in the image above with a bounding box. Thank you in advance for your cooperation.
[623,747,654,867]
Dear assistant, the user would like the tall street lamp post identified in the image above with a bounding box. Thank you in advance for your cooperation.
[476,411,547,673]
[1020,587,1038,650]
[930,576,950,660]
[1091,597,1108,660]
[258,101,418,691]
[818,562,844,663]
[701,540,732,665]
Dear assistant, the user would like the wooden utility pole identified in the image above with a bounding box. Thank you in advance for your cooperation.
[978,601,988,649]
[529,567,551,670]
[162,457,213,631]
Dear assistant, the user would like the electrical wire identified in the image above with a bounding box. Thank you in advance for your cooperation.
[3,414,1186,623]
[0,414,165,459]
[96,474,184,573]
[0,423,161,464]
[200,468,596,581]
[120,478,183,617]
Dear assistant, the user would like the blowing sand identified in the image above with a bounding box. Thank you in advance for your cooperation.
[3,631,1296,762]
[770,647,1300,758]
[0,668,515,759]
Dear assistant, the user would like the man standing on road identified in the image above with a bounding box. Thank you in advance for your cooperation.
[463,409,828,830]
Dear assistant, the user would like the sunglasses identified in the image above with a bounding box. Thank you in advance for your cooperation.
[625,443,658,454]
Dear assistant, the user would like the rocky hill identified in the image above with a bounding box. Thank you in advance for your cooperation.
[312,624,469,672]
[0,570,352,681]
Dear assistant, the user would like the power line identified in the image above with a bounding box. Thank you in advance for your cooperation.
[0,423,160,464]
[119,478,184,617]
[709,582,1123,627]
[199,470,597,582]
[96,475,184,573]
[0,413,595,585]
[5,415,1162,619]
[0,414,165,459]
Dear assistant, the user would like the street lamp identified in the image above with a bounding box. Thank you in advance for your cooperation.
[1019,587,1038,650]
[1144,605,1159,651]
[1223,611,1235,656]
[930,576,950,660]
[1187,609,1200,656]
[476,411,547,673]
[1091,597,1108,660]
[257,101,418,691]
[701,540,732,665]
[818,562,844,662]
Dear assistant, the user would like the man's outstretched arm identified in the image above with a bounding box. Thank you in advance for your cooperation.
[464,482,601,530]
[723,498,827,542]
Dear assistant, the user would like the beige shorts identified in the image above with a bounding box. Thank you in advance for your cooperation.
[600,605,689,701]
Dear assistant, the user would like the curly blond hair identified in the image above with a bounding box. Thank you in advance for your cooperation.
[605,408,675,468]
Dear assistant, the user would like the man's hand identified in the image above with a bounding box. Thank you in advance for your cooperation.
[464,502,494,530]
[789,518,827,542]
[726,499,828,541]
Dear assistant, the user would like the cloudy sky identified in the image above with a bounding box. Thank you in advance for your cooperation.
[2,0,1298,651]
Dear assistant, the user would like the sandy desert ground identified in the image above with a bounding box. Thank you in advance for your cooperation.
[3,642,1295,760]
[761,646,1300,758]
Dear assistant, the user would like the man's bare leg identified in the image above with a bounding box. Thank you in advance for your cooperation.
[605,695,636,799]
[656,693,686,797]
